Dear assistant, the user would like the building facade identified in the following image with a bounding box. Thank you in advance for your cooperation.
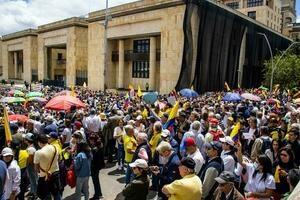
[281,0,297,36]
[0,0,291,94]
[222,0,282,32]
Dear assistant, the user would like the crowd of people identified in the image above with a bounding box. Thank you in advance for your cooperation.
[0,84,299,200]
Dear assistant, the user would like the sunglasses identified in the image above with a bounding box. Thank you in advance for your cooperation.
[280,153,288,157]
[219,183,227,187]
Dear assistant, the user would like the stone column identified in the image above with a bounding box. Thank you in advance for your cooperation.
[14,52,18,79]
[118,39,124,88]
[149,37,156,91]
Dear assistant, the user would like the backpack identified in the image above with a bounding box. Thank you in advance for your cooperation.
[261,137,272,154]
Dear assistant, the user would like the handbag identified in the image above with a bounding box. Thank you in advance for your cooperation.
[66,161,76,188]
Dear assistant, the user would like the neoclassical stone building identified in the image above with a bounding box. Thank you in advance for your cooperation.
[0,0,291,94]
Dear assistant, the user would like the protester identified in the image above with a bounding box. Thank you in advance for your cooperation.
[213,171,244,200]
[236,143,276,200]
[89,133,105,200]
[34,134,61,200]
[185,137,204,174]
[122,159,149,200]
[1,147,20,200]
[199,141,224,200]
[162,157,202,200]
[74,142,92,200]
[0,160,6,200]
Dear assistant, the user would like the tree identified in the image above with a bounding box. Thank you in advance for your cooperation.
[263,53,300,89]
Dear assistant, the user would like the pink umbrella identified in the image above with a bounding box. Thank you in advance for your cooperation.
[45,95,86,111]
[8,115,28,122]
[241,93,261,101]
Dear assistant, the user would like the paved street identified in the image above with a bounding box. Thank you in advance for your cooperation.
[62,162,157,200]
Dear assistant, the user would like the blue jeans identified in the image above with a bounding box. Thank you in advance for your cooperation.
[74,177,89,200]
[27,164,38,194]
[117,144,125,166]
[125,164,133,184]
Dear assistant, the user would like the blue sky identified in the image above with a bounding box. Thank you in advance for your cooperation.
[297,1,300,21]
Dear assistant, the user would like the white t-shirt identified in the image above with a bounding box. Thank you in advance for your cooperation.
[221,150,236,173]
[236,163,276,200]
[187,148,204,174]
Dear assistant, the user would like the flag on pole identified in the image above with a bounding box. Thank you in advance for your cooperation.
[129,84,133,90]
[23,98,28,109]
[225,82,231,92]
[230,122,240,142]
[163,101,180,129]
[70,84,75,97]
[3,107,12,145]
[125,92,129,100]
[137,85,143,97]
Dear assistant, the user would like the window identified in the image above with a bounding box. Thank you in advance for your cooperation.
[247,0,263,7]
[132,61,149,78]
[248,11,256,19]
[132,39,150,78]
[57,53,63,60]
[226,2,239,9]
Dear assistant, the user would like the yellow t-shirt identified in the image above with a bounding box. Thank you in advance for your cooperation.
[18,150,29,169]
[50,140,62,160]
[149,132,161,157]
[124,135,137,163]
[164,174,203,200]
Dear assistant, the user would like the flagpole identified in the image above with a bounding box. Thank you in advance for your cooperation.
[103,0,108,91]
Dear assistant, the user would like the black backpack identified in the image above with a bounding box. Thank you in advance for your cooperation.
[261,137,271,154]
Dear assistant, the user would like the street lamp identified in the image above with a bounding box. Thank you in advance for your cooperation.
[257,32,274,92]
[274,41,300,71]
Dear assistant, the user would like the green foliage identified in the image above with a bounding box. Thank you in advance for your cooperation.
[263,53,300,89]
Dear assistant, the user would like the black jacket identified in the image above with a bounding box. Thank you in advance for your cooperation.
[122,173,149,200]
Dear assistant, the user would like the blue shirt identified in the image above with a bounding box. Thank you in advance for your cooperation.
[0,160,7,198]
[75,152,91,177]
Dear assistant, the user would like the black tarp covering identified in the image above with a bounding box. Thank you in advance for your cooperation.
[176,0,291,93]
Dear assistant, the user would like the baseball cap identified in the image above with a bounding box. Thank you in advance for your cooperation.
[185,137,196,147]
[161,129,170,138]
[228,117,234,122]
[129,159,148,169]
[1,147,13,157]
[24,132,35,142]
[49,132,58,139]
[205,141,222,151]
[215,171,235,184]
[74,121,82,128]
[179,157,195,170]
[136,115,143,121]
[219,136,234,146]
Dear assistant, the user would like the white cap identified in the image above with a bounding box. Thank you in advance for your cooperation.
[45,115,54,121]
[161,129,170,137]
[136,115,143,121]
[129,159,148,169]
[1,147,13,157]
[219,136,234,146]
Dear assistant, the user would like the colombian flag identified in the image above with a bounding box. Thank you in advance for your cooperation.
[230,122,240,142]
[163,101,180,129]
[3,107,12,145]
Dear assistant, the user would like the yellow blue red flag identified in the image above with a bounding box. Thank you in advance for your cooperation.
[163,101,180,129]
[230,122,240,142]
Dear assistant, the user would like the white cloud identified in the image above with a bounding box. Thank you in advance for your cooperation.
[0,0,137,36]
